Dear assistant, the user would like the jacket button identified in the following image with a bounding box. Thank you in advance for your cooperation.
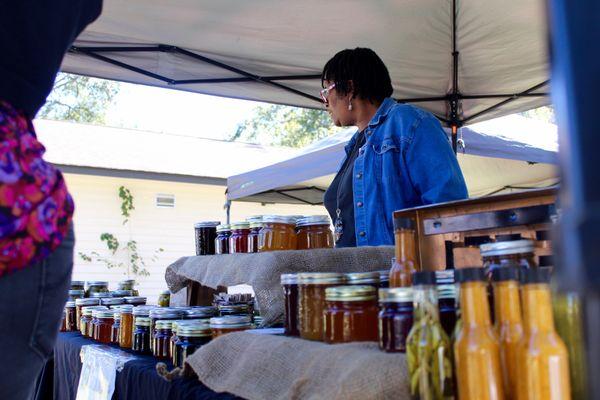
[359,231,366,237]
[357,202,363,207]
[356,173,362,179]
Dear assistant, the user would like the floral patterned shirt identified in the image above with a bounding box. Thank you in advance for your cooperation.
[0,100,74,276]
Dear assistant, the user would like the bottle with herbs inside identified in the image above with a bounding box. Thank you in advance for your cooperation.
[390,217,419,287]
[405,271,454,400]
[453,267,504,400]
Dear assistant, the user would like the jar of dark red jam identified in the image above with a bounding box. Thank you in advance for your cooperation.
[247,217,263,253]
[132,317,152,354]
[229,222,250,253]
[65,301,77,332]
[378,287,414,352]
[281,274,299,336]
[324,285,379,343]
[215,224,231,255]
[194,221,220,255]
[153,320,174,360]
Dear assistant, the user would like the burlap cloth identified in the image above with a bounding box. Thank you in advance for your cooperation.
[165,247,394,326]
[186,331,409,400]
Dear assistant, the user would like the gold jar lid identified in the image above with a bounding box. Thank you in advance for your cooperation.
[378,288,414,303]
[325,285,377,302]
[345,272,380,285]
[262,215,297,225]
[298,272,345,285]
[135,317,152,327]
[178,324,212,337]
[230,222,250,230]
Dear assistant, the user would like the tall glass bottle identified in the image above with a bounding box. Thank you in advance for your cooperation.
[405,271,454,399]
[454,267,504,400]
[517,268,571,400]
[492,266,523,400]
[390,217,419,287]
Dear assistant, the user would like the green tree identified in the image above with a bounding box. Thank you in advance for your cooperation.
[230,104,339,147]
[38,73,120,123]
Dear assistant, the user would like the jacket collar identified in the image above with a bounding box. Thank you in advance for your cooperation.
[344,97,396,154]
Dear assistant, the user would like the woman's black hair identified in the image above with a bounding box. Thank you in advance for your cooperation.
[321,48,393,103]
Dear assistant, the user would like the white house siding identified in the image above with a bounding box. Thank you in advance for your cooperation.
[65,172,326,304]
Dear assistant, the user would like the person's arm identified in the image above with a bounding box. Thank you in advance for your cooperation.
[405,116,468,204]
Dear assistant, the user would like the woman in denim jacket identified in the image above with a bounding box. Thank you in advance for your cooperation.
[322,48,468,248]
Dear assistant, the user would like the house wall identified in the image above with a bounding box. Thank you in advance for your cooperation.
[65,173,326,304]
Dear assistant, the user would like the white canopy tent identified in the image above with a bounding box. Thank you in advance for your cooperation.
[227,114,558,205]
[62,0,549,148]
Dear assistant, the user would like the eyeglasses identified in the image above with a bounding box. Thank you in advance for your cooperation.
[319,83,336,104]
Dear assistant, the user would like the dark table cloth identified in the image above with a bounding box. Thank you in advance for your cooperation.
[52,332,241,400]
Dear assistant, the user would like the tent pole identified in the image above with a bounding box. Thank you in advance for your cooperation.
[449,0,462,153]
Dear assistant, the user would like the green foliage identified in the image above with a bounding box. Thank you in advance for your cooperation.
[230,104,338,147]
[79,186,164,278]
[37,73,119,123]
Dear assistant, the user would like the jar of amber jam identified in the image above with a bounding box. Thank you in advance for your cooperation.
[377,270,390,288]
[345,272,380,289]
[259,216,297,252]
[296,216,334,250]
[215,224,231,255]
[324,285,379,343]
[79,307,94,337]
[111,312,121,344]
[281,274,299,336]
[378,288,414,352]
[94,310,114,344]
[65,301,77,332]
[194,221,220,255]
[298,273,345,341]
[247,217,263,253]
[118,305,134,349]
[153,320,174,360]
[229,222,251,253]
[132,317,152,354]
[174,323,212,368]
[209,316,252,338]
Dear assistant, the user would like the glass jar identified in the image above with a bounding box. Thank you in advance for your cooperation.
[132,306,152,340]
[406,271,454,399]
[390,217,419,287]
[100,297,125,307]
[118,306,135,349]
[85,281,109,297]
[71,280,85,291]
[194,221,220,255]
[247,217,262,253]
[65,301,77,332]
[296,216,334,250]
[124,296,147,306]
[80,306,106,337]
[174,324,212,368]
[94,310,114,344]
[209,316,252,338]
[324,285,379,343]
[218,304,250,317]
[150,309,183,348]
[229,222,250,253]
[118,279,136,291]
[345,272,380,289]
[215,224,231,255]
[298,273,345,341]
[258,216,297,252]
[153,320,174,360]
[378,288,414,353]
[377,270,390,288]
[68,290,85,300]
[281,274,299,336]
[60,310,66,332]
[438,284,457,338]
[132,317,152,354]
[111,313,121,345]
[158,291,171,307]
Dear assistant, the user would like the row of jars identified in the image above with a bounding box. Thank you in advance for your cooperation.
[69,279,140,299]
[194,215,334,256]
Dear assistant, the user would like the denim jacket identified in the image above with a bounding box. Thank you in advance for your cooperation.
[345,98,468,246]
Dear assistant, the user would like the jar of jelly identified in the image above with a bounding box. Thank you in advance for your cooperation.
[153,320,174,359]
[76,298,100,331]
[94,310,114,344]
[324,285,379,343]
[218,304,250,317]
[438,284,458,337]
[100,297,125,307]
[71,280,85,291]
[86,306,108,338]
[281,274,299,336]
[345,272,380,289]
[258,216,297,252]
[65,301,77,332]
[132,317,152,354]
[194,221,220,255]
[111,312,121,344]
[79,307,94,337]
[124,296,147,306]
[296,216,334,250]
[378,288,414,352]
[378,270,390,288]
[229,222,251,253]
[247,217,263,253]
[150,308,183,348]
[68,290,85,300]
[158,291,171,307]
[86,281,109,297]
[298,273,345,341]
[118,306,135,349]
[215,224,231,255]
[209,316,252,338]
[174,323,212,368]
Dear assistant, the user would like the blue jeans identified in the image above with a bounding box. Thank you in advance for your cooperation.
[0,227,74,400]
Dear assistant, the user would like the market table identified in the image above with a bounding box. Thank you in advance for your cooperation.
[52,332,241,400]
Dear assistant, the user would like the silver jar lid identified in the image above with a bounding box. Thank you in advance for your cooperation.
[298,272,345,285]
[112,290,133,297]
[75,298,101,306]
[71,281,85,287]
[65,301,76,308]
[194,221,220,228]
[296,215,331,227]
[69,289,85,296]
[124,296,147,304]
[185,307,217,318]
[90,292,112,299]
[262,215,297,225]
[209,315,252,328]
[345,272,380,285]
[435,270,455,284]
[132,306,153,316]
[281,274,299,285]
[82,306,108,316]
[216,224,231,232]
[480,240,535,257]
[155,320,174,330]
[100,297,125,306]
[150,308,182,320]
[95,310,115,319]
[377,270,390,283]
[378,288,414,303]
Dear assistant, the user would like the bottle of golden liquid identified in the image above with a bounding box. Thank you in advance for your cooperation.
[454,267,504,400]
[492,266,523,399]
[390,217,418,287]
[517,268,571,400]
